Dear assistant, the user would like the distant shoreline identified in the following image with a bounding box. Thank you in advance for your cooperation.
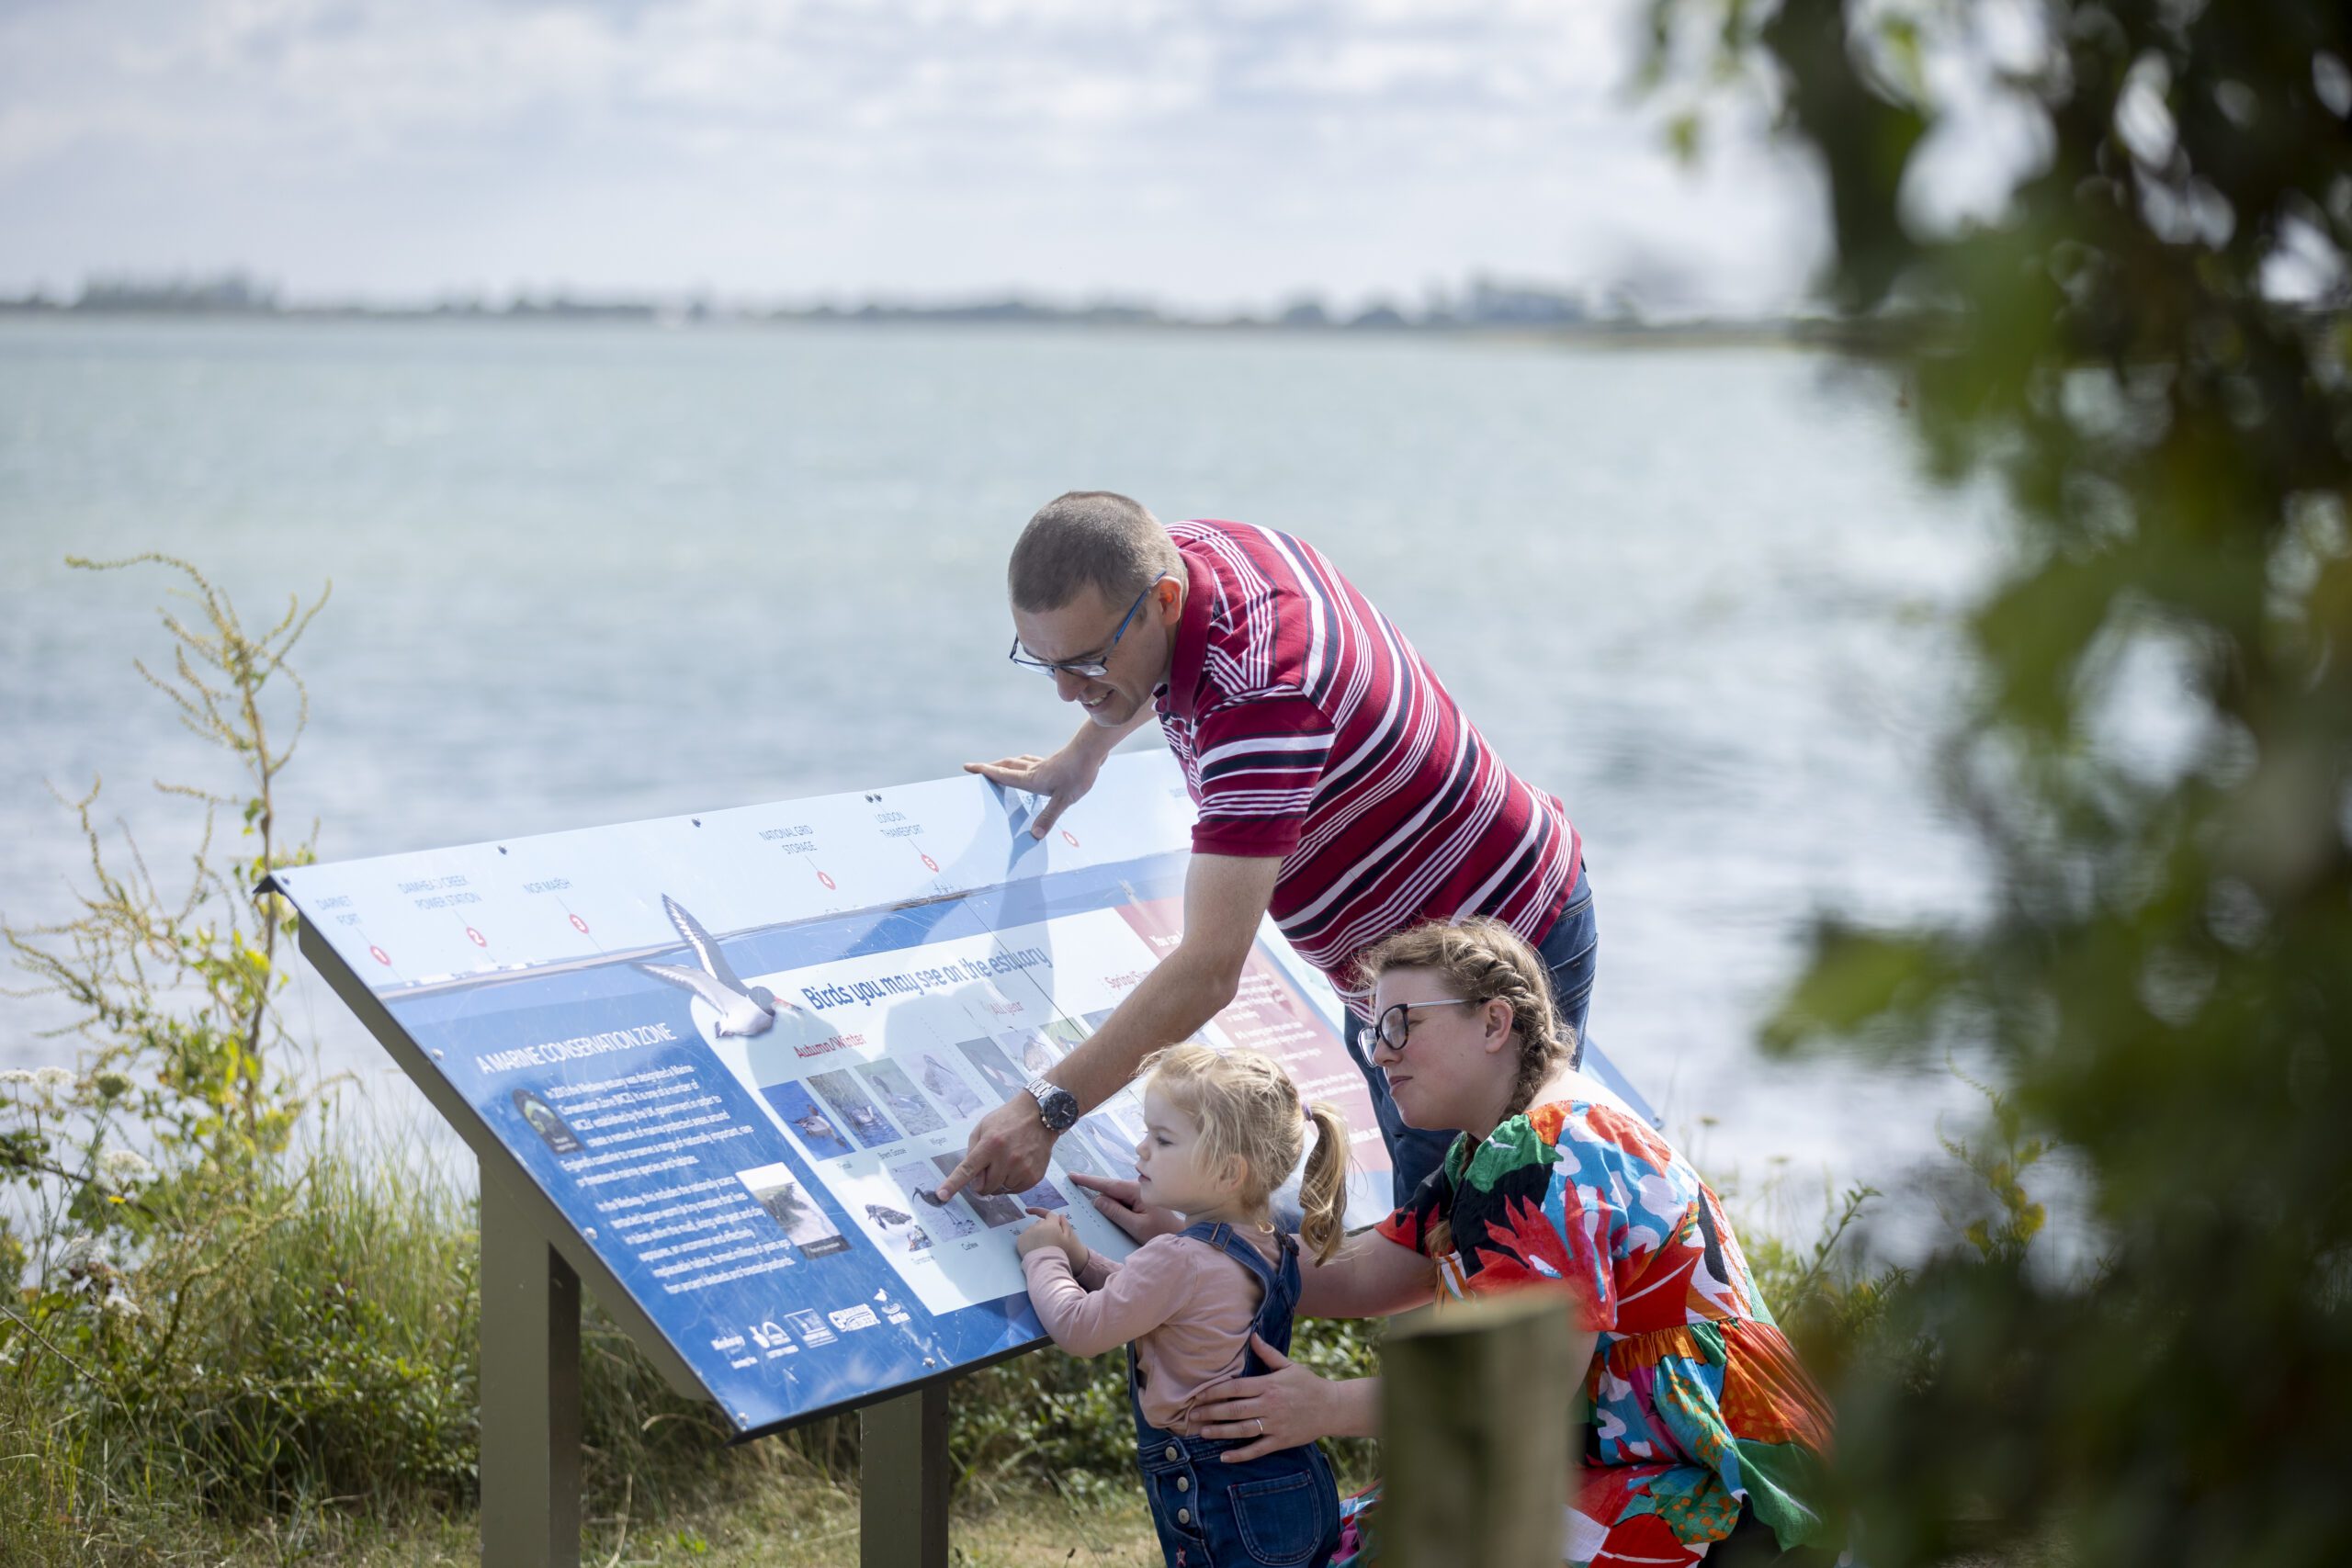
[0,299,1886,353]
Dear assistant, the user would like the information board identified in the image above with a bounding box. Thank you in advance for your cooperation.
[271,753,1403,1437]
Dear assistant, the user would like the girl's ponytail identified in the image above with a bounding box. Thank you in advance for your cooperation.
[1297,1101,1350,1264]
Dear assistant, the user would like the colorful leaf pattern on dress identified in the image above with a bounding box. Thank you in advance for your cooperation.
[1330,1097,1840,1566]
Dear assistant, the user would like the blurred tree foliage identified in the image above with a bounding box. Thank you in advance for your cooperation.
[1651,2,2352,1563]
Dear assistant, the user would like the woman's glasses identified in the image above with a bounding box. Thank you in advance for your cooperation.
[1373,998,1476,1054]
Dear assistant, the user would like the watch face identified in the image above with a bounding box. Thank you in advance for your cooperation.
[1030,1079,1081,1132]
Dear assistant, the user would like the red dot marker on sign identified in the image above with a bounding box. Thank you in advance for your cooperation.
[921,852,939,873]
[569,914,590,934]
[1061,829,1080,847]
[369,945,391,966]
[466,927,488,948]
[816,869,836,890]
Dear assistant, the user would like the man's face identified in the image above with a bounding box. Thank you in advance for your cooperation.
[1010,577,1181,728]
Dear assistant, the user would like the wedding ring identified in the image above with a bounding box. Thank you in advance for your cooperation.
[1254,1417,1265,1437]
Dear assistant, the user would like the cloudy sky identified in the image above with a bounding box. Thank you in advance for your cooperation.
[0,0,1837,314]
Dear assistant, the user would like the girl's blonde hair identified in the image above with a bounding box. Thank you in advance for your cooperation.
[1355,916,1574,1124]
[1138,1043,1351,1263]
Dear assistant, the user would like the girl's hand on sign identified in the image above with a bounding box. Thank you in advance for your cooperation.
[1067,1171,1183,1244]
[1016,1209,1086,1269]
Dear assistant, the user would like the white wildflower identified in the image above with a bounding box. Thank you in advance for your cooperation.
[101,1289,143,1325]
[54,1233,113,1275]
[0,1068,34,1086]
[98,1147,156,1186]
[30,1065,74,1103]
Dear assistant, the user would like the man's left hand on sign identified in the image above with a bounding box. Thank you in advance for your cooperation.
[964,748,1104,841]
[933,1094,1055,1201]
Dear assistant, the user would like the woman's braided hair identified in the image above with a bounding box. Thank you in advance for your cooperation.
[1356,916,1573,1125]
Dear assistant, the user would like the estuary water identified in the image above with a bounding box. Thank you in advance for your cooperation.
[0,317,2001,1228]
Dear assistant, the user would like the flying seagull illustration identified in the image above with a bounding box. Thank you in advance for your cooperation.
[637,895,777,1037]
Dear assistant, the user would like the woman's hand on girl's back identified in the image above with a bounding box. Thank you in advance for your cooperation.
[1191,1335,1365,1461]
[1067,1172,1184,1243]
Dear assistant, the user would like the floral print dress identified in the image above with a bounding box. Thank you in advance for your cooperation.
[1331,1098,1839,1567]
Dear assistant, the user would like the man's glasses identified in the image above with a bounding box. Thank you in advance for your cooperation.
[1008,577,1170,680]
[1373,998,1477,1054]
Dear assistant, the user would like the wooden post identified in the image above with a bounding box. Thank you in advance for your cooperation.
[1381,1292,1577,1568]
[860,1381,951,1568]
[480,1166,582,1568]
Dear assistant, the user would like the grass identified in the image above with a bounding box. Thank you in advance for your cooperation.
[3,1088,1909,1567]
[0,1472,1171,1567]
[0,1095,1394,1567]
[0,1082,1918,1568]
[0,1008,1866,1565]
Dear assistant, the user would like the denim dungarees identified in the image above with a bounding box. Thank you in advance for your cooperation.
[1129,1223,1342,1568]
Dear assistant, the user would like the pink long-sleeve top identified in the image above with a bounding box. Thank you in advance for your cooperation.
[1021,1229,1281,1434]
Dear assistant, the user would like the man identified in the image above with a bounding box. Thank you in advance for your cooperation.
[933,491,1599,1210]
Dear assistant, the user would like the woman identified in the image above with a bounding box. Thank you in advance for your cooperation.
[1075,918,1838,1566]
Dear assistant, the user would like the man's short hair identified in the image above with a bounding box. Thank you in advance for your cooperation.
[1007,491,1180,612]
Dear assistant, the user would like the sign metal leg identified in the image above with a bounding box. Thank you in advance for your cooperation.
[862,1381,951,1568]
[481,1166,582,1568]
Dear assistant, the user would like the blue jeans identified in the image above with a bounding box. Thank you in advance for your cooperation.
[1347,869,1600,1209]
[1130,1224,1341,1567]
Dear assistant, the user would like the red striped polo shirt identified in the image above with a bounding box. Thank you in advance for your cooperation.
[1154,519,1582,1007]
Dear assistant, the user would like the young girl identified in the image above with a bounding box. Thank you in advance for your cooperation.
[1016,1044,1350,1568]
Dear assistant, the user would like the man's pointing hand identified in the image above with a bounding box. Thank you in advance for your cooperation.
[933,1093,1057,1202]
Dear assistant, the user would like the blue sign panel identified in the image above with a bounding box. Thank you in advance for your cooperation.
[271,755,1396,1436]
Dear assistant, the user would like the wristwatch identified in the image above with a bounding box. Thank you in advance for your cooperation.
[1024,1077,1081,1133]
